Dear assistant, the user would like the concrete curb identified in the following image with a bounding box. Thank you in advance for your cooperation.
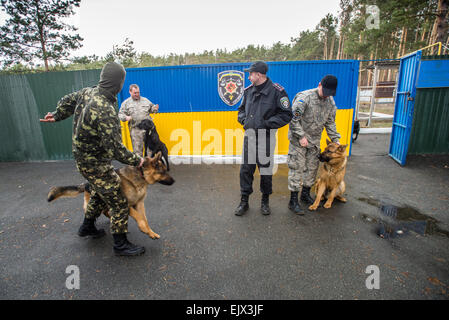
[360,127,392,134]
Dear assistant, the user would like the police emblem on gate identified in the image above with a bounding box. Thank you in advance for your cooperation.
[218,70,244,106]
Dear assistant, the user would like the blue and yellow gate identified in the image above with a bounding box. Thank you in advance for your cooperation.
[118,60,359,157]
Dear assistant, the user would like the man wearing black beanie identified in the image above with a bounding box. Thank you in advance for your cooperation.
[40,62,146,256]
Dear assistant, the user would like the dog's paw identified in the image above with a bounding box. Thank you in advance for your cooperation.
[149,232,160,239]
[308,204,318,211]
[323,202,332,209]
[336,196,347,203]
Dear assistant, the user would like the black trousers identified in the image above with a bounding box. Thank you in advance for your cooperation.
[240,129,276,196]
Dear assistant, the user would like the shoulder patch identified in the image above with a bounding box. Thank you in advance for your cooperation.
[272,83,285,91]
[280,96,290,109]
[293,111,301,120]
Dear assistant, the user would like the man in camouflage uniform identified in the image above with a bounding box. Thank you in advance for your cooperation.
[118,84,159,156]
[287,75,341,214]
[40,62,146,256]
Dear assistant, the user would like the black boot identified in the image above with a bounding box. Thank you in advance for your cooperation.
[300,186,314,205]
[288,191,304,215]
[234,195,249,216]
[113,233,145,256]
[78,217,106,238]
[261,194,271,215]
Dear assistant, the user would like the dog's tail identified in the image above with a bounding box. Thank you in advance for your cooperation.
[47,183,91,202]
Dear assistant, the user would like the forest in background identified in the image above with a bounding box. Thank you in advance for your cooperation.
[1,0,448,79]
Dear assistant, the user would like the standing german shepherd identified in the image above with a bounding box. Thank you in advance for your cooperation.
[308,140,348,211]
[47,152,174,239]
[136,119,170,171]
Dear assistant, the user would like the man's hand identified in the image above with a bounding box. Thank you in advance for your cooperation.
[137,157,144,168]
[300,136,308,147]
[125,115,132,122]
[39,112,55,122]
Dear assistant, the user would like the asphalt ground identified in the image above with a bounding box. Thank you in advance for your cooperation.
[1,133,449,301]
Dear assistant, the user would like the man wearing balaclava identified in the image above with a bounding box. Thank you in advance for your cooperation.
[40,62,146,256]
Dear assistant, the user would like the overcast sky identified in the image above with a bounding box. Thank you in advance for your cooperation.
[1,0,342,59]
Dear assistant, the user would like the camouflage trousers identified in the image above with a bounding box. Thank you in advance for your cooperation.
[130,127,146,157]
[287,142,320,192]
[75,159,129,234]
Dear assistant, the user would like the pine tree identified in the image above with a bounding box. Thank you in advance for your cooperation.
[0,0,83,71]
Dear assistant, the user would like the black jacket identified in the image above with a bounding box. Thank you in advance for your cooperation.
[237,78,292,130]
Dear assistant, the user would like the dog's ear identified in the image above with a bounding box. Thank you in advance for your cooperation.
[326,139,332,146]
[149,151,160,164]
[143,156,152,167]
[150,151,162,162]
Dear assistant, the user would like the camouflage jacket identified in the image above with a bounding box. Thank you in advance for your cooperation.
[52,86,141,166]
[288,88,340,147]
[118,96,157,129]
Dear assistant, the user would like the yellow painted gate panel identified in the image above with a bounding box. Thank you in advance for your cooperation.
[121,109,353,156]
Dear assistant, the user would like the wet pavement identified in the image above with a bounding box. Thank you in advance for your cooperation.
[1,133,449,300]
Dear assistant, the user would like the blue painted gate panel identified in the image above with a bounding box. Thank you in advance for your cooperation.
[416,59,449,88]
[118,60,359,112]
[389,51,422,165]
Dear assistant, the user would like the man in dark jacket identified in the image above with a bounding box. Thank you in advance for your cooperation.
[235,61,292,216]
[40,62,146,256]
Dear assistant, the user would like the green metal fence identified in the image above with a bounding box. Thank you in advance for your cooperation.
[407,55,449,156]
[0,69,101,161]
[408,87,449,155]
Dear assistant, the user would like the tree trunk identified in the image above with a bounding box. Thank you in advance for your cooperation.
[429,13,438,51]
[435,0,449,53]
[446,35,449,54]
[421,22,427,42]
[39,29,49,71]
[402,28,408,56]
[337,34,343,59]
[323,34,328,60]
[339,36,346,59]
[329,35,335,60]
[397,27,405,58]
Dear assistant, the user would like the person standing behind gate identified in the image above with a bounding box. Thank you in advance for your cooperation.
[235,61,293,216]
[118,84,159,156]
[287,75,341,214]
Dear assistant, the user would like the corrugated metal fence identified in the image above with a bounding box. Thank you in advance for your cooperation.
[408,55,449,155]
[0,60,359,162]
[0,70,101,161]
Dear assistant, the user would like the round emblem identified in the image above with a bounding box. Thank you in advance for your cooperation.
[280,97,290,109]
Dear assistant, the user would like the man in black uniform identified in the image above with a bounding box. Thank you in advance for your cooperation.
[235,61,292,216]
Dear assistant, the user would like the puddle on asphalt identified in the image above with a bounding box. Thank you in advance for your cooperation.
[358,197,449,239]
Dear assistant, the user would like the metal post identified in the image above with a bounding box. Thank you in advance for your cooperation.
[368,66,378,127]
[355,62,362,121]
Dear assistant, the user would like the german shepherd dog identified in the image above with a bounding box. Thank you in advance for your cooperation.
[47,152,174,239]
[137,119,170,171]
[308,140,348,211]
